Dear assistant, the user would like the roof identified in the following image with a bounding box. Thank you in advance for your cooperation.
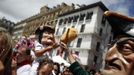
[59,1,108,17]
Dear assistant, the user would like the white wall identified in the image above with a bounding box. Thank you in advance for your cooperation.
[55,6,112,66]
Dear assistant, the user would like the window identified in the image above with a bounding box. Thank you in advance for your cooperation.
[64,18,68,24]
[47,22,50,25]
[56,28,59,35]
[77,38,82,47]
[68,17,73,23]
[80,24,85,33]
[94,55,97,64]
[72,26,75,28]
[62,27,66,34]
[96,42,100,51]
[99,28,103,36]
[79,14,85,21]
[102,16,106,26]
[73,15,79,22]
[109,36,112,44]
[51,21,53,25]
[55,20,58,23]
[86,12,93,20]
[59,19,63,25]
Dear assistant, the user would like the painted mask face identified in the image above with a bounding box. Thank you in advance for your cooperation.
[101,38,134,75]
[41,31,54,46]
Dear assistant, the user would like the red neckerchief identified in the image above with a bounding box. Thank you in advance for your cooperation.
[17,59,30,68]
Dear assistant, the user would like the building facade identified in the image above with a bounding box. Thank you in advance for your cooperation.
[13,21,26,39]
[13,1,114,71]
[55,1,113,71]
[0,17,15,35]
[13,3,74,38]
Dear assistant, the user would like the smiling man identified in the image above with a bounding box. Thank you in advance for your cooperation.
[61,11,134,75]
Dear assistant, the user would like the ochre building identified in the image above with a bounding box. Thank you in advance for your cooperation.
[13,3,74,37]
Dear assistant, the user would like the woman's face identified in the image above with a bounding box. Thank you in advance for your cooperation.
[17,44,27,54]
[17,44,28,64]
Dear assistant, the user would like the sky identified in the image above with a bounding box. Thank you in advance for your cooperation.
[0,0,134,23]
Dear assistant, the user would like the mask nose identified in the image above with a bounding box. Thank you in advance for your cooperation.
[105,44,122,62]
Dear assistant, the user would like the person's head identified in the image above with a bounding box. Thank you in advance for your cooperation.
[61,63,64,66]
[53,62,60,75]
[0,27,12,74]
[29,34,36,42]
[17,48,31,65]
[100,11,134,75]
[62,67,72,75]
[90,69,96,75]
[15,38,31,66]
[37,57,54,75]
[35,25,55,46]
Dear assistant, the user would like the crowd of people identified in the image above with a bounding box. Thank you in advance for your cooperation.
[1,11,134,75]
[11,25,75,75]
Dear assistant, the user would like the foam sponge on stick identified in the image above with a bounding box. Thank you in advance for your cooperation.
[60,28,78,44]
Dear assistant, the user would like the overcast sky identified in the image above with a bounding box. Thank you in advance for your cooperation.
[0,0,134,23]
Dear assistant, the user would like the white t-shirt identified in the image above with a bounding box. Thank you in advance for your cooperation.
[30,42,44,75]
[30,42,54,75]
[17,64,31,75]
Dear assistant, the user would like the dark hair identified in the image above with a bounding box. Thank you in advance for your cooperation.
[26,48,31,55]
[0,27,12,75]
[38,32,43,43]
[62,67,71,75]
[37,57,54,71]
[54,62,60,75]
[89,69,96,75]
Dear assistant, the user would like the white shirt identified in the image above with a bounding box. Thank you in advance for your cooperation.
[17,64,31,75]
[30,42,54,75]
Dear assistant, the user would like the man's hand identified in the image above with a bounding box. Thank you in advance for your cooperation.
[59,42,76,64]
[59,42,69,51]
